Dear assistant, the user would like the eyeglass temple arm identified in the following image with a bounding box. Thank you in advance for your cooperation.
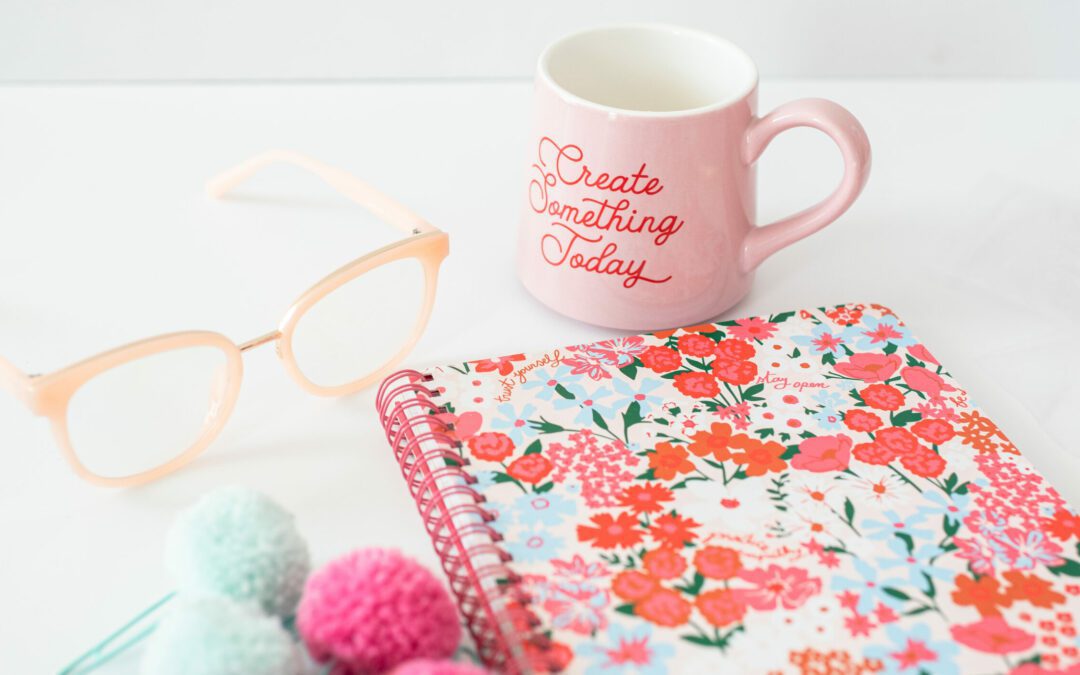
[0,356,32,409]
[206,150,439,236]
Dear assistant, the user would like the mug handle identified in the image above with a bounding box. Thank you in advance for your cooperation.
[740,98,871,272]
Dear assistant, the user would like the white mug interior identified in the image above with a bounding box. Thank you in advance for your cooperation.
[540,24,759,114]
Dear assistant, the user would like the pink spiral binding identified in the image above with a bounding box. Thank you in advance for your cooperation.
[376,369,560,674]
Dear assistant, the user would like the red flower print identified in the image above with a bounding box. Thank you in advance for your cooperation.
[860,384,906,411]
[826,305,864,327]
[844,409,884,432]
[876,427,919,456]
[711,357,758,385]
[677,333,716,357]
[642,548,687,580]
[834,353,902,382]
[648,442,695,480]
[524,640,573,674]
[728,317,778,342]
[467,431,515,462]
[950,616,1035,654]
[695,589,746,627]
[577,512,644,549]
[649,513,701,548]
[735,565,822,610]
[470,353,525,376]
[639,346,682,373]
[693,546,742,580]
[729,436,788,477]
[951,573,1013,616]
[612,570,659,601]
[1044,508,1080,541]
[957,410,1020,455]
[715,339,756,360]
[791,434,853,473]
[688,422,735,461]
[900,366,955,399]
[673,371,720,399]
[911,418,955,445]
[635,588,692,627]
[617,482,674,515]
[907,343,940,365]
[507,454,553,484]
[1003,570,1066,608]
[852,442,897,465]
[900,446,947,478]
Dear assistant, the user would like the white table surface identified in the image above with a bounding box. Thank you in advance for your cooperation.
[1,79,1078,673]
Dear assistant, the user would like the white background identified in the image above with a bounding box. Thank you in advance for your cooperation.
[2,1,1079,81]
[1,3,1079,674]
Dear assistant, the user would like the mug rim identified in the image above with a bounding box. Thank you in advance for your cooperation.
[537,23,760,118]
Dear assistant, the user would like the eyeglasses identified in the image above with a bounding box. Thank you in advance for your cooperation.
[0,150,448,487]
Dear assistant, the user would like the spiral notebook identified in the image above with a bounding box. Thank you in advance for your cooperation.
[375,303,1079,675]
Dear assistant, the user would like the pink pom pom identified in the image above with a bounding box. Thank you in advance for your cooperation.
[297,548,461,675]
[391,659,490,675]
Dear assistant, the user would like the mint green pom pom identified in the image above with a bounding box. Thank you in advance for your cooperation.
[165,487,310,618]
[141,596,299,675]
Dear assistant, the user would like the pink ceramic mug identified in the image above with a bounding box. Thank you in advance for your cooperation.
[518,24,871,330]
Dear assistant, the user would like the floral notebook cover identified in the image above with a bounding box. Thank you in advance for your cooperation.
[416,303,1080,674]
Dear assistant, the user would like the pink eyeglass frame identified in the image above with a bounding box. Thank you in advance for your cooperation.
[0,150,449,488]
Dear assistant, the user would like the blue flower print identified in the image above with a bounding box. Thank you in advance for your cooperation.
[489,402,538,446]
[851,315,916,351]
[863,622,959,675]
[862,509,935,542]
[831,557,907,614]
[610,378,664,416]
[812,389,846,410]
[522,365,585,402]
[511,491,577,528]
[810,389,845,430]
[576,621,675,675]
[504,528,565,564]
[877,537,955,587]
[792,323,848,355]
[573,386,618,426]
[914,490,971,526]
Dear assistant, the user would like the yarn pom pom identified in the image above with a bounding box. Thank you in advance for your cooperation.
[297,548,461,674]
[390,659,490,675]
[165,486,310,618]
[141,596,298,675]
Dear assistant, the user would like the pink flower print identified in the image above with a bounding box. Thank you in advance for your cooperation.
[715,401,752,430]
[550,555,610,581]
[728,316,779,342]
[907,343,940,365]
[734,565,822,611]
[834,353,902,382]
[950,616,1035,654]
[543,580,610,635]
[581,336,647,367]
[547,431,641,508]
[900,366,956,398]
[791,434,853,473]
[844,612,875,637]
[562,352,613,381]
[990,528,1064,570]
[954,535,997,575]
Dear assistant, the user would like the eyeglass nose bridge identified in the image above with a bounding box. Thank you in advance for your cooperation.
[238,331,282,354]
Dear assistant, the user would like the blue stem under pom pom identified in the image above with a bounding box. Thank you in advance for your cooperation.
[59,592,176,674]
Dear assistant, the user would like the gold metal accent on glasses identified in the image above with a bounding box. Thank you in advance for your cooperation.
[0,150,449,488]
